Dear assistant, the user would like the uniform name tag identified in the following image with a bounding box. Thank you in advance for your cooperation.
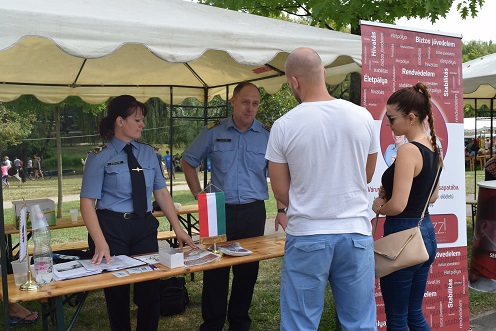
[107,160,125,166]
[216,138,231,142]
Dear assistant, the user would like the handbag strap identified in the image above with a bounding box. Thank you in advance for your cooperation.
[373,163,441,236]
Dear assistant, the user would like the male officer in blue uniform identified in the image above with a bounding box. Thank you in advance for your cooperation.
[182,82,286,331]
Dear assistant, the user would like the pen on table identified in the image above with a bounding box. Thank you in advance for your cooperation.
[149,264,159,271]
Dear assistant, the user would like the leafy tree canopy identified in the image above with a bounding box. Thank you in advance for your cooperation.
[199,0,485,32]
[0,103,35,150]
[462,40,496,62]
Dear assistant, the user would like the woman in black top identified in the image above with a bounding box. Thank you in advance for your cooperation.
[372,82,442,331]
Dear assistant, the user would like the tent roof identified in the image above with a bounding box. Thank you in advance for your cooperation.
[464,117,496,133]
[463,52,496,109]
[0,0,362,104]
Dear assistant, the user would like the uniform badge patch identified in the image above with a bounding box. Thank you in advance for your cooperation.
[106,160,125,166]
[207,121,221,129]
[92,144,108,155]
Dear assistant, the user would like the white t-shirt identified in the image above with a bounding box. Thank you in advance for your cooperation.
[266,99,379,236]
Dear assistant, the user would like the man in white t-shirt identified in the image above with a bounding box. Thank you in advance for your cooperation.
[265,47,379,331]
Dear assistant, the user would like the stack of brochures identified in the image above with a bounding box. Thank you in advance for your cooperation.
[215,242,253,256]
[53,255,146,281]
[184,249,221,267]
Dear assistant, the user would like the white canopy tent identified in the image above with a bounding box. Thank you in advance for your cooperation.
[0,1,363,324]
[463,52,496,110]
[0,0,362,105]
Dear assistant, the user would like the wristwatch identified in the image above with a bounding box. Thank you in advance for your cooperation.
[277,208,287,214]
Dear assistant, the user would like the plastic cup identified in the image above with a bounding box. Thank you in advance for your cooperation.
[70,209,79,223]
[11,259,28,286]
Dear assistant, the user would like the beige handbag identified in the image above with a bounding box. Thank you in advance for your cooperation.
[373,165,440,279]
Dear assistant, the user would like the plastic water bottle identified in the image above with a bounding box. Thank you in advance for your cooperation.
[31,205,53,284]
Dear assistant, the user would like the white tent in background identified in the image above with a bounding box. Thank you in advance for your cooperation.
[464,117,496,137]
[0,0,362,104]
[463,52,496,109]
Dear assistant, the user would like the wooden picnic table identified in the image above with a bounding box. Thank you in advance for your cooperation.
[0,233,286,331]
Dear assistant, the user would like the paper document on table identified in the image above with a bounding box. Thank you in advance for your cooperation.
[53,261,102,281]
[134,253,159,265]
[79,255,146,272]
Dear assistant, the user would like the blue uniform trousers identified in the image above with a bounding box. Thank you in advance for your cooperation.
[200,200,266,331]
[89,210,160,331]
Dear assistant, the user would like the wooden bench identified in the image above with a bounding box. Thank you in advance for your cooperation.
[465,156,475,171]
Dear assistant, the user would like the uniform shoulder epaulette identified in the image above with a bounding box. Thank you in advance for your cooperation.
[92,144,108,155]
[137,140,156,149]
[262,123,271,131]
[207,121,221,129]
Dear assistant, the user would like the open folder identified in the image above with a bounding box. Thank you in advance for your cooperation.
[53,255,145,281]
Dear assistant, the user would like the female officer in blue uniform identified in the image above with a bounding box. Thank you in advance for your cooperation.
[80,95,196,331]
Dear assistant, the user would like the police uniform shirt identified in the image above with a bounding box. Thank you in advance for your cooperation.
[182,116,269,204]
[80,136,166,213]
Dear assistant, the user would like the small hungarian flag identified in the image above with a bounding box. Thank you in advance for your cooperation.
[198,192,226,244]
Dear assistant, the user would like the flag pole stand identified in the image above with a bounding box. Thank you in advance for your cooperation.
[200,235,227,255]
[20,254,40,291]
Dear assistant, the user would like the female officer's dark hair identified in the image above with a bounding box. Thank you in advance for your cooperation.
[98,95,148,141]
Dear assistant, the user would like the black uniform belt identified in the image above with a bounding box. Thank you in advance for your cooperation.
[225,200,263,210]
[97,209,151,220]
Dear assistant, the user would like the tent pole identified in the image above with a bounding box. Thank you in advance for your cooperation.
[169,87,174,196]
[474,100,478,200]
[202,87,209,189]
[0,145,12,330]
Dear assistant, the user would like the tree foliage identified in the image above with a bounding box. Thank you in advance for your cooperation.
[0,103,35,150]
[462,40,496,62]
[199,0,485,33]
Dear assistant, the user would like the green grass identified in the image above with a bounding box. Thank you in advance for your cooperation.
[2,158,496,329]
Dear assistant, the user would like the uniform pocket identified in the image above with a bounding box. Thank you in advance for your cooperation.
[104,164,129,191]
[246,144,267,173]
[212,142,235,172]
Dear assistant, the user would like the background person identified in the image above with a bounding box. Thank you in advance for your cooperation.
[163,150,173,179]
[181,82,286,331]
[266,47,379,331]
[1,163,9,188]
[13,156,21,172]
[372,82,442,330]
[485,155,496,181]
[33,154,43,179]
[26,158,33,179]
[384,132,407,166]
[80,95,196,331]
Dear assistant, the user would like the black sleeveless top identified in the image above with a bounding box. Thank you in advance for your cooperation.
[382,141,441,218]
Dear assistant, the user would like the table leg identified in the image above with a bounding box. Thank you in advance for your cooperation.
[41,292,89,331]
[472,204,477,230]
[55,297,64,330]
